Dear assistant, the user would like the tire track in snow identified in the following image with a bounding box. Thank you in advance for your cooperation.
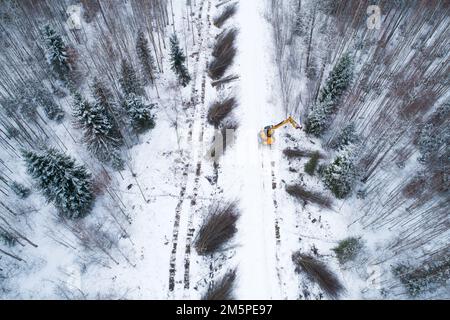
[259,147,285,298]
[168,0,210,295]
[182,0,212,293]
[183,55,210,292]
[269,155,288,299]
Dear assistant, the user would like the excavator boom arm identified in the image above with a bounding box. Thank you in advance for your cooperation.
[260,115,302,145]
[272,116,301,130]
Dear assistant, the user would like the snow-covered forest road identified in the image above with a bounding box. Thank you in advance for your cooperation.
[234,0,283,299]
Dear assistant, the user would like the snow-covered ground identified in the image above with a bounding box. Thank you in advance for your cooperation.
[1,0,448,300]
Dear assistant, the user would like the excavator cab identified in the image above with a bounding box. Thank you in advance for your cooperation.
[259,116,302,145]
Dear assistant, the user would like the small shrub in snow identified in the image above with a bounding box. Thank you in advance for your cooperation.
[304,151,320,175]
[332,237,363,265]
[111,151,125,171]
[356,189,367,199]
[392,257,450,297]
[292,252,344,299]
[0,231,17,247]
[10,181,31,199]
[22,148,94,219]
[321,145,359,199]
[202,269,237,300]
[194,202,239,255]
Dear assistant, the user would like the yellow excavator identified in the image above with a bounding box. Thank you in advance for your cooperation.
[259,116,302,145]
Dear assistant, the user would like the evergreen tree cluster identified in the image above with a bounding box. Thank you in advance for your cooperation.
[330,122,359,150]
[19,81,65,122]
[321,145,359,199]
[417,102,449,165]
[169,33,191,87]
[119,59,156,134]
[393,257,450,297]
[41,24,70,80]
[306,53,353,136]
[22,148,94,219]
[72,91,123,169]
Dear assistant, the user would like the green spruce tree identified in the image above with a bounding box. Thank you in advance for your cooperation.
[91,79,122,141]
[318,53,353,103]
[306,53,353,136]
[305,96,334,136]
[72,92,122,164]
[322,145,359,199]
[123,93,155,133]
[169,33,191,87]
[22,148,94,218]
[41,23,70,79]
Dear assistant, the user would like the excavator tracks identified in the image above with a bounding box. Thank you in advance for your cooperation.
[167,0,212,297]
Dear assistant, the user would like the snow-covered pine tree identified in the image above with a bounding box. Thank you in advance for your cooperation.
[111,149,125,171]
[305,96,334,136]
[393,257,450,297]
[33,83,65,121]
[322,145,359,199]
[123,93,155,133]
[330,122,359,150]
[318,53,353,103]
[119,59,143,96]
[169,33,191,87]
[72,92,122,164]
[22,148,94,218]
[136,30,156,86]
[17,91,38,121]
[91,79,122,142]
[41,24,70,79]
[417,102,449,164]
[306,53,353,136]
